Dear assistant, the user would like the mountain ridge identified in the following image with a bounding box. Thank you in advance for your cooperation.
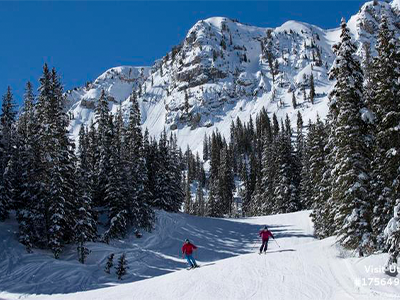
[66,0,400,155]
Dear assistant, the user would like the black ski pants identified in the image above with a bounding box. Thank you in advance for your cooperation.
[260,239,269,252]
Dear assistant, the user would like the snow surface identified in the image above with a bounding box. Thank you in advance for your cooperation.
[1,210,398,300]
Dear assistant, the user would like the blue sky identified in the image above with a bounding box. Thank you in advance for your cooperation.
[0,1,366,105]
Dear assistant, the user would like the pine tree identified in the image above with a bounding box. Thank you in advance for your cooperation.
[94,89,112,207]
[104,253,115,274]
[328,19,373,255]
[273,128,299,213]
[307,118,330,236]
[116,253,128,280]
[184,173,192,214]
[16,82,37,252]
[207,179,222,217]
[369,15,400,249]
[258,133,276,215]
[103,111,128,243]
[292,91,297,109]
[47,68,79,258]
[0,86,17,221]
[195,183,205,216]
[385,200,400,267]
[124,93,154,231]
[218,145,234,216]
[151,131,183,212]
[203,134,209,161]
[299,120,312,209]
[309,73,315,104]
[76,125,97,263]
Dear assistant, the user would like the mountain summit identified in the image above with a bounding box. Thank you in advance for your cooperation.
[66,1,400,155]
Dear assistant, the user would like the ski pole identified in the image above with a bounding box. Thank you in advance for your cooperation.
[274,239,280,248]
[251,238,259,250]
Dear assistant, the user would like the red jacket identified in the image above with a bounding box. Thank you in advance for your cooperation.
[259,230,274,241]
[182,242,197,255]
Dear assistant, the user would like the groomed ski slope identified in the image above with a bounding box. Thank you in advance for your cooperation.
[1,211,399,300]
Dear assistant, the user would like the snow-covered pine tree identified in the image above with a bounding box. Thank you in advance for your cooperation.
[203,134,209,161]
[16,82,37,252]
[47,68,79,258]
[93,89,112,207]
[297,113,311,209]
[299,120,312,210]
[76,125,97,263]
[273,122,299,213]
[259,130,277,215]
[307,117,330,237]
[115,253,128,280]
[167,133,185,211]
[195,183,205,216]
[292,91,297,109]
[149,130,183,212]
[369,15,400,249]
[86,120,99,207]
[124,93,154,231]
[384,200,400,268]
[207,179,222,217]
[328,18,373,255]
[309,73,315,104]
[184,173,192,214]
[217,145,234,216]
[103,110,128,243]
[0,86,17,221]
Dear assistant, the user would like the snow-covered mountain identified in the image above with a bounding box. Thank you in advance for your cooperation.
[66,0,400,155]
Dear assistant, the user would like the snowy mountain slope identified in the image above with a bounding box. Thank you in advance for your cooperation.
[2,210,398,300]
[67,66,150,139]
[65,1,400,155]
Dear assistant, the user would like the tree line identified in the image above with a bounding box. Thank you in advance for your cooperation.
[0,65,184,262]
[194,16,400,258]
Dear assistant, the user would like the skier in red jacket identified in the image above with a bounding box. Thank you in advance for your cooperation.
[259,226,275,254]
[182,239,199,268]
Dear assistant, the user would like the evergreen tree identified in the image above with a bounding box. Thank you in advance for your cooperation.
[184,173,192,214]
[16,82,38,252]
[273,128,299,213]
[124,93,154,231]
[195,182,205,216]
[0,86,17,220]
[307,118,330,236]
[328,19,373,255]
[385,200,400,267]
[292,91,297,109]
[369,15,400,249]
[207,179,222,217]
[203,134,209,161]
[104,253,115,274]
[218,145,234,216]
[76,125,97,262]
[103,111,128,243]
[94,89,112,207]
[116,253,128,280]
[151,131,183,212]
[309,73,315,104]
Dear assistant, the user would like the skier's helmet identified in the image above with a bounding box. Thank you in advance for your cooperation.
[185,238,190,243]
[264,226,268,230]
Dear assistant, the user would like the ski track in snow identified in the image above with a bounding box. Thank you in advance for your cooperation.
[0,210,398,300]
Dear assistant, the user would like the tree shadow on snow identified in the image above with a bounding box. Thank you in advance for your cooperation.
[0,211,314,295]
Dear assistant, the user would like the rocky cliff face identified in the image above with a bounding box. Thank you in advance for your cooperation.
[66,1,400,155]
